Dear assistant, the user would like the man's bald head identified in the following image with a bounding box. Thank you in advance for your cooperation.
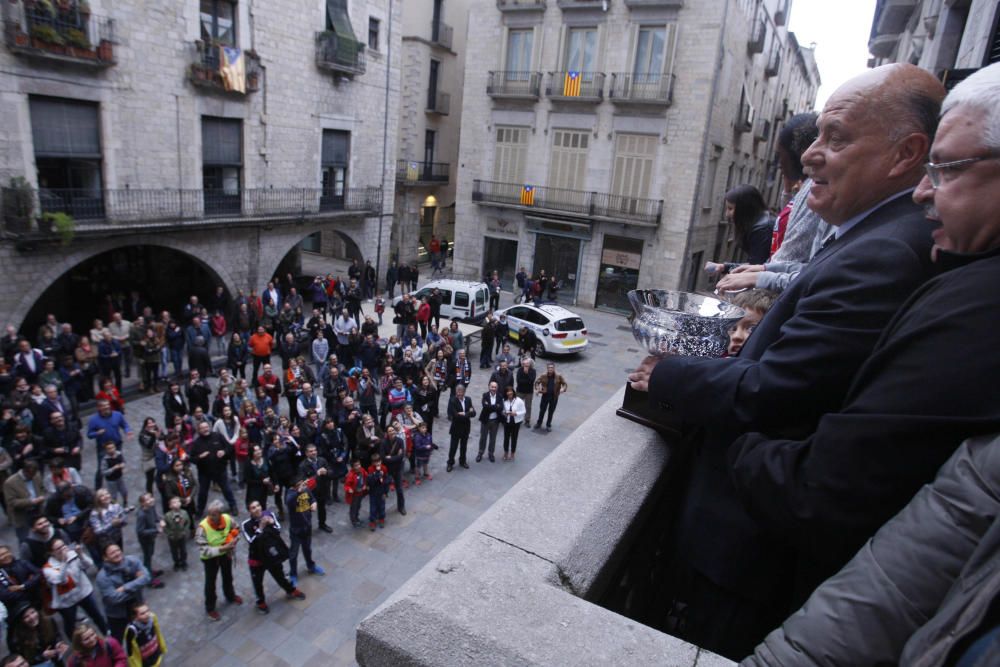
[840,64,945,142]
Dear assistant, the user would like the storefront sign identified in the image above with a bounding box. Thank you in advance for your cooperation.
[486,218,518,236]
[601,248,642,270]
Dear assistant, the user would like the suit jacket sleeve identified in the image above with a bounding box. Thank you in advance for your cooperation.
[649,217,934,433]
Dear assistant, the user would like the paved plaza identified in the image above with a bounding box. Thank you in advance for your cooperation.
[1,283,644,665]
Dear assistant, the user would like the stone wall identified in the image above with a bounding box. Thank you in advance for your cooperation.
[356,386,735,667]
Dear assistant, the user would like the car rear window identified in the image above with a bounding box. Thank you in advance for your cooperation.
[555,317,585,332]
[439,289,452,305]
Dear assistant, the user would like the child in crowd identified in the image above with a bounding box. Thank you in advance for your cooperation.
[345,459,367,528]
[374,293,385,326]
[234,427,250,487]
[724,289,778,357]
[135,492,166,588]
[367,453,388,532]
[163,496,191,571]
[122,603,167,667]
[412,421,434,484]
[100,441,130,508]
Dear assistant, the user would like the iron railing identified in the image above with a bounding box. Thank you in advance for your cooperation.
[487,71,542,98]
[5,0,116,66]
[426,90,451,114]
[190,41,261,92]
[556,0,604,8]
[430,20,453,49]
[748,16,766,54]
[395,160,450,184]
[0,186,383,232]
[765,48,781,77]
[315,31,366,75]
[755,117,771,142]
[496,0,546,10]
[472,180,662,225]
[546,71,606,100]
[623,0,685,7]
[608,72,675,105]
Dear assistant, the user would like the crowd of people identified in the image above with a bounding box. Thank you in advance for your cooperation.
[0,253,573,663]
[628,62,1000,665]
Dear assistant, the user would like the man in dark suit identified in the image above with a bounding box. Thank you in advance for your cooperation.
[446,385,475,472]
[731,62,1000,627]
[627,63,947,660]
[476,381,502,463]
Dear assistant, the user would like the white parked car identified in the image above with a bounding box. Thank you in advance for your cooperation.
[498,303,588,356]
[394,279,490,323]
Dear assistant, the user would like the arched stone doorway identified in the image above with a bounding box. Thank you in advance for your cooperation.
[20,244,233,338]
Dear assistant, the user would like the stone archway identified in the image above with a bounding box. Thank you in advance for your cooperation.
[12,237,239,334]
[258,223,369,291]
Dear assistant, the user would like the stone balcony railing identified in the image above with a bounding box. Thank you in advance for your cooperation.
[0,186,383,239]
[357,387,735,667]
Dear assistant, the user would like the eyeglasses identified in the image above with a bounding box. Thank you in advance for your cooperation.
[924,155,996,188]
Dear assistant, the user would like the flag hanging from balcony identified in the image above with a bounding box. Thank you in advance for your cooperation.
[520,185,535,206]
[219,46,246,93]
[563,71,581,97]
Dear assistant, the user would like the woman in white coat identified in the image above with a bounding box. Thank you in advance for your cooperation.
[43,537,108,637]
[501,386,526,461]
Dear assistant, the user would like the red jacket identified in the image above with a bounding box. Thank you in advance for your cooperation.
[416,303,431,324]
[344,469,367,502]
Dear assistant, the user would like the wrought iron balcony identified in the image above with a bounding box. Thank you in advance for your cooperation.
[623,0,684,7]
[557,0,604,9]
[430,20,453,49]
[189,41,261,93]
[545,71,605,102]
[487,71,542,100]
[472,180,662,226]
[4,0,116,68]
[315,31,366,76]
[426,90,451,115]
[774,0,788,25]
[0,186,383,237]
[765,49,781,77]
[608,72,675,106]
[496,0,546,11]
[395,160,450,185]
[748,16,766,54]
[754,117,771,142]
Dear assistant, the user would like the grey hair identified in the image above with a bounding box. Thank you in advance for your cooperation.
[205,499,227,514]
[941,63,1000,151]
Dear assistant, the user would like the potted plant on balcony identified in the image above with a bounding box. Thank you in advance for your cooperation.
[2,177,34,234]
[30,24,65,53]
[63,27,94,57]
[39,212,76,244]
[97,39,113,61]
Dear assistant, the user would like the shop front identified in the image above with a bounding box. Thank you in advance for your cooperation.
[525,216,592,305]
[595,235,644,313]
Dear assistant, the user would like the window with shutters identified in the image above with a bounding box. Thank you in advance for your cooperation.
[548,130,589,193]
[321,129,350,210]
[30,96,104,218]
[202,116,242,216]
[611,134,656,202]
[493,126,529,184]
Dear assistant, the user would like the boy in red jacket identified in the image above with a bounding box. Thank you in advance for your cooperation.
[366,454,389,531]
[344,459,367,528]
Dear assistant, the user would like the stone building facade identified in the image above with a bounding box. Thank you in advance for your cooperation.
[0,0,401,332]
[868,0,1000,84]
[452,0,819,311]
[391,0,469,264]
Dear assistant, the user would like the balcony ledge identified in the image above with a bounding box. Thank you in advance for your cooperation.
[496,0,547,11]
[357,387,735,667]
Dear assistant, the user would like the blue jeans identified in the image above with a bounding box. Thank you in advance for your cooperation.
[368,491,386,524]
[288,530,314,578]
[169,348,183,376]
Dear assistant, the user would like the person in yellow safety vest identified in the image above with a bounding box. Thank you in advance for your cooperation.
[194,499,243,621]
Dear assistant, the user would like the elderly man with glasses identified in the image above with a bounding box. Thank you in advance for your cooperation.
[733,62,1000,665]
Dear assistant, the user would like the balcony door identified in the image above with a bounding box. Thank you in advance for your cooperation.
[200,0,236,68]
[631,24,676,97]
[610,133,656,214]
[321,129,350,211]
[424,130,436,179]
[547,130,589,210]
[493,126,528,193]
[505,29,534,90]
[202,116,242,216]
[30,96,104,220]
[428,60,440,110]
[564,27,597,82]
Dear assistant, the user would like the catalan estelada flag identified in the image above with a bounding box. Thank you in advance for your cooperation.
[563,71,581,97]
[520,185,535,206]
[219,45,246,93]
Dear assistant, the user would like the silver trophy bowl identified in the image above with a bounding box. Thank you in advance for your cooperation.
[627,289,745,358]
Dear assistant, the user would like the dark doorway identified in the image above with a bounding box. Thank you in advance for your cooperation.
[596,235,643,313]
[22,246,229,339]
[483,237,518,286]
[532,234,580,304]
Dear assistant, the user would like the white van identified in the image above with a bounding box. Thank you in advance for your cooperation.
[395,279,491,323]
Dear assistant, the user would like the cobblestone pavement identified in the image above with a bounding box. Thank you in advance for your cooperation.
[2,289,643,665]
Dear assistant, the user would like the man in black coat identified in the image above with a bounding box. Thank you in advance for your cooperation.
[628,64,946,660]
[446,385,475,472]
[476,381,502,463]
[191,421,237,515]
[730,63,1000,624]
[185,369,212,414]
